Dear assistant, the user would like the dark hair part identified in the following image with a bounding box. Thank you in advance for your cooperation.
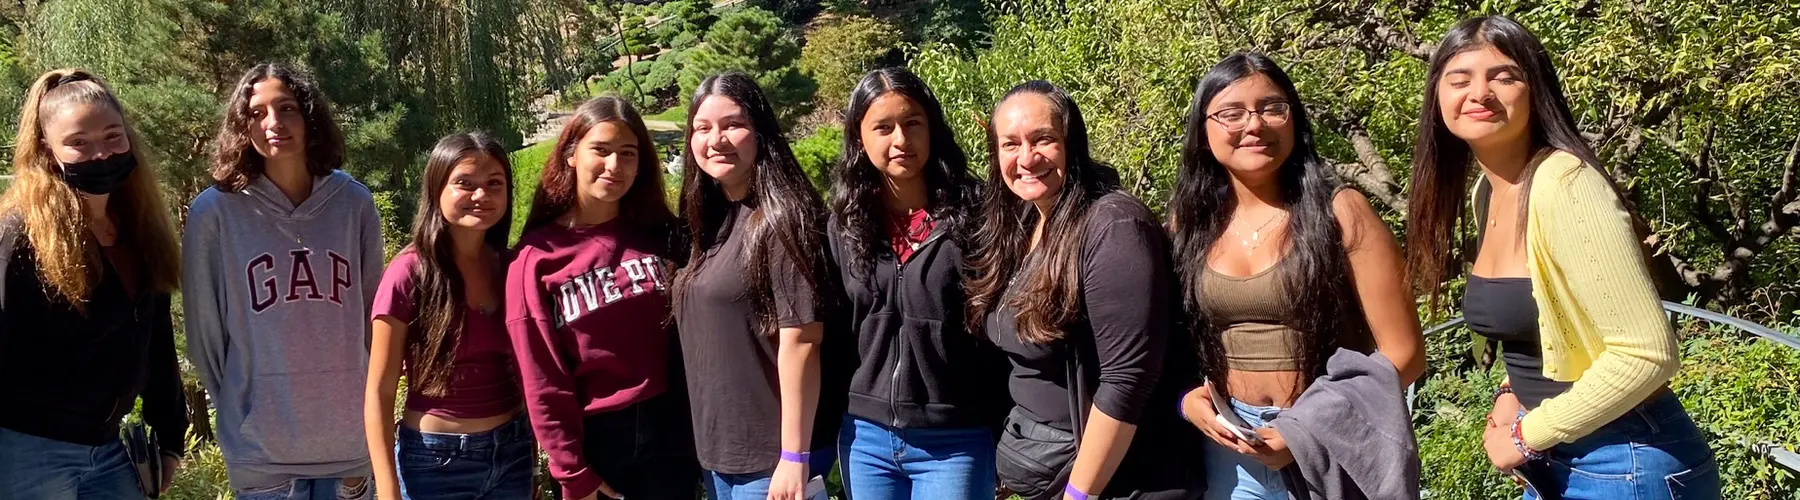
[672,72,832,336]
[524,96,677,235]
[964,80,1122,344]
[405,132,514,396]
[211,63,345,191]
[829,67,981,282]
[1169,52,1367,396]
[1404,16,1606,309]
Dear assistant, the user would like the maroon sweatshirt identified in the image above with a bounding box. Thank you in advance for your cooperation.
[505,219,675,500]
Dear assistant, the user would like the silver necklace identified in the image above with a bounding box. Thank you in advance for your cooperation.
[1228,211,1286,255]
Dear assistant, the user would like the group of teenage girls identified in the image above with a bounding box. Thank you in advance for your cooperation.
[0,14,1722,500]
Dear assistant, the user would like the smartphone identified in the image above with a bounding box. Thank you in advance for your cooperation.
[804,475,828,500]
[1208,382,1264,445]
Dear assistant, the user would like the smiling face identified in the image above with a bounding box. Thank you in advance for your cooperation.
[1436,45,1532,149]
[860,92,931,181]
[572,121,641,205]
[992,93,1068,207]
[688,95,758,193]
[1204,73,1295,181]
[246,78,307,162]
[438,154,509,231]
[42,102,130,166]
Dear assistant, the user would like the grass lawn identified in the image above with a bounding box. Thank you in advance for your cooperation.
[508,140,555,245]
[644,102,687,124]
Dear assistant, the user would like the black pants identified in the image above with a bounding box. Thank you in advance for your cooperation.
[580,389,702,500]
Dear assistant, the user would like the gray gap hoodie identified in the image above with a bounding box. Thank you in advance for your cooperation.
[181,170,383,490]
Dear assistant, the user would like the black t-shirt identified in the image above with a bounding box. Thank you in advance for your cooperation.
[676,203,841,474]
[985,192,1170,430]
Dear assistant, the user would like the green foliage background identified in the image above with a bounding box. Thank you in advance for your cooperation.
[0,0,1795,498]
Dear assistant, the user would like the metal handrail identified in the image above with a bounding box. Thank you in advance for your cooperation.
[1412,300,1800,472]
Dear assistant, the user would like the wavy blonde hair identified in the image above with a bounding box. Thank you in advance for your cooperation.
[0,69,180,306]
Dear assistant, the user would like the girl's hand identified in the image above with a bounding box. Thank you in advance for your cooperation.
[1182,384,1253,453]
[1487,391,1522,428]
[1482,423,1529,472]
[766,459,808,500]
[158,457,181,493]
[1245,426,1295,469]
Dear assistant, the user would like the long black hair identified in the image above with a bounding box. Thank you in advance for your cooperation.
[671,72,832,336]
[964,80,1124,343]
[406,132,514,396]
[829,67,981,282]
[1168,52,1366,395]
[1404,16,1607,308]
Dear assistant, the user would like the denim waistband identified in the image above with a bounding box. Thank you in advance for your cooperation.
[1228,398,1285,424]
[1607,389,1687,431]
[397,413,531,452]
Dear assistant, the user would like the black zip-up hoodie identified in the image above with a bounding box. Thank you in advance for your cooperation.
[828,215,1009,429]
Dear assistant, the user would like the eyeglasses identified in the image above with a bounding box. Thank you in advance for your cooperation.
[1207,102,1291,131]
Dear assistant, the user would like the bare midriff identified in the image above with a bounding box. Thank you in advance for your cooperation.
[1224,369,1306,408]
[403,406,521,434]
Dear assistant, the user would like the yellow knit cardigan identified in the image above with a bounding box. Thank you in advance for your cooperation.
[1476,150,1682,450]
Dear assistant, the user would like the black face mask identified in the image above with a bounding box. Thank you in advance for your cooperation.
[60,152,137,195]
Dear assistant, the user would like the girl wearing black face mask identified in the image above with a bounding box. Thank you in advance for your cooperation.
[0,69,187,498]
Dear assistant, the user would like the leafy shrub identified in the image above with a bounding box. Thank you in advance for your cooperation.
[792,125,842,193]
[798,15,902,114]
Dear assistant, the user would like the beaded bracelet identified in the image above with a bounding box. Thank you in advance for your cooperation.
[1509,409,1545,461]
[1491,384,1514,403]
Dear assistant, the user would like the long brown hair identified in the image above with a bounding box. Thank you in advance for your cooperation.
[210,63,344,191]
[1404,16,1606,309]
[403,132,513,397]
[1,69,180,307]
[523,96,677,235]
[964,80,1123,344]
[671,73,832,337]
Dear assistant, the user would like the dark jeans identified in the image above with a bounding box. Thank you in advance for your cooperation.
[1518,391,1720,500]
[582,390,702,500]
[394,414,535,500]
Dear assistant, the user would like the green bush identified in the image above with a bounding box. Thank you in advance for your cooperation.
[798,15,902,114]
[792,125,842,192]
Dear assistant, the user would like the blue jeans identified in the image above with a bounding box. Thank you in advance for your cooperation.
[393,414,535,500]
[1201,399,1288,500]
[701,448,836,500]
[0,426,142,499]
[837,415,996,500]
[236,477,373,500]
[1518,392,1719,500]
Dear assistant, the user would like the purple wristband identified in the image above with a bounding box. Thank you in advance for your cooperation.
[1064,483,1090,500]
[779,450,810,465]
